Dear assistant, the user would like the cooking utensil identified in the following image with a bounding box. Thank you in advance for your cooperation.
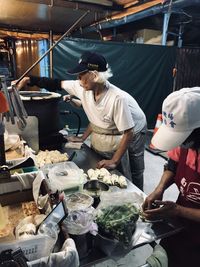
[83,180,109,197]
[84,180,109,208]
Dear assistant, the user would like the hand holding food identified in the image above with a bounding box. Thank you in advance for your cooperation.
[142,188,164,211]
[142,200,178,221]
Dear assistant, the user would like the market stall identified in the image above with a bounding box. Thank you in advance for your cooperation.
[0,107,184,266]
[0,39,185,265]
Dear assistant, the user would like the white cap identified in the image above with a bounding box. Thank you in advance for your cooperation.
[152,87,200,151]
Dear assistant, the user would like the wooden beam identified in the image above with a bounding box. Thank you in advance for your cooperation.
[115,0,137,5]
[124,1,139,9]
[0,29,61,40]
[71,0,113,6]
[109,0,163,20]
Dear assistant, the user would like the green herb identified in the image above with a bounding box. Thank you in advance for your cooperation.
[96,203,139,246]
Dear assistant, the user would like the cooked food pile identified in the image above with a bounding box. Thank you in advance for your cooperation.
[35,150,69,167]
[87,168,127,188]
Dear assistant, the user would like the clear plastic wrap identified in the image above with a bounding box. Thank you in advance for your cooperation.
[43,162,86,194]
[62,207,97,235]
[96,192,143,247]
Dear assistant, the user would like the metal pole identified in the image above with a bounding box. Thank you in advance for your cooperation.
[49,30,53,78]
[16,10,90,84]
[178,24,184,48]
[0,123,6,166]
[162,12,171,46]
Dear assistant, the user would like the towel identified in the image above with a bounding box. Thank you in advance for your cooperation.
[64,142,83,149]
[146,244,168,267]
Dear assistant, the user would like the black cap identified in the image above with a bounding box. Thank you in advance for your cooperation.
[67,51,108,75]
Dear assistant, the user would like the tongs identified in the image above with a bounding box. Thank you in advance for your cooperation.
[9,84,28,130]
[1,77,28,130]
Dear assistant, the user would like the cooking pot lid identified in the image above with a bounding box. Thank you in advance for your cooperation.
[19,91,61,100]
[20,91,52,97]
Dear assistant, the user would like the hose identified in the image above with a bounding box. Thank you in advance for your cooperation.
[60,110,81,136]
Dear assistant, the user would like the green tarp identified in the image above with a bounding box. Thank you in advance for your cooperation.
[53,38,176,130]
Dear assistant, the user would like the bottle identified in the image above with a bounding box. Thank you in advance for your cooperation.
[38,213,60,240]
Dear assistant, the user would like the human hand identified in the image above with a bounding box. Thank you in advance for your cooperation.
[11,77,30,90]
[142,200,177,221]
[97,159,117,169]
[142,189,164,211]
[63,94,72,102]
[67,135,83,142]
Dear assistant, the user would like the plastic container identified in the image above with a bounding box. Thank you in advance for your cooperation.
[38,222,59,240]
[43,162,85,194]
[38,211,60,240]
[0,171,39,195]
[0,235,56,261]
[65,192,93,211]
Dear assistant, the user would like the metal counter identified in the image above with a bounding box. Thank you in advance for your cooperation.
[63,143,184,267]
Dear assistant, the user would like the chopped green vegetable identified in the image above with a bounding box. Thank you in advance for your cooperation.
[96,203,139,246]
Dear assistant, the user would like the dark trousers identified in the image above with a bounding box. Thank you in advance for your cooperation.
[127,126,146,190]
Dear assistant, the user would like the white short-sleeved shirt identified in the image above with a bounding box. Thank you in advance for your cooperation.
[62,80,146,134]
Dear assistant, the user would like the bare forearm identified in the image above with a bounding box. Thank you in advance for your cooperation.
[174,204,200,223]
[82,124,92,141]
[71,99,82,108]
[154,170,175,193]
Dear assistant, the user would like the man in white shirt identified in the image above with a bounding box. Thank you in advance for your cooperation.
[16,51,147,190]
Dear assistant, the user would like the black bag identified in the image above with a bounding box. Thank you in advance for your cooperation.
[0,248,28,267]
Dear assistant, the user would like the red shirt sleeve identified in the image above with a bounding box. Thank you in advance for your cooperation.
[167,147,181,162]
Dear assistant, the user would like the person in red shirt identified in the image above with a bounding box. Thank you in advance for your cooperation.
[142,87,200,267]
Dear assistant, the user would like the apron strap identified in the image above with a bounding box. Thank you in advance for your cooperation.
[90,123,122,135]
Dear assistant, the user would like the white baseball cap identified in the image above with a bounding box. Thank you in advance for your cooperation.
[152,87,200,151]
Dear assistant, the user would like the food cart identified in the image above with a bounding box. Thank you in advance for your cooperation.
[0,83,184,266]
[0,2,184,265]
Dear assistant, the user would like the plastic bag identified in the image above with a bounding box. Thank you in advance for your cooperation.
[96,192,143,247]
[46,162,86,193]
[62,207,97,235]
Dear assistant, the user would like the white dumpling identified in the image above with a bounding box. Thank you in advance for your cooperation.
[111,174,119,185]
[103,175,112,185]
[100,168,110,176]
[94,169,101,177]
[90,175,98,180]
[87,169,95,178]
[118,175,128,188]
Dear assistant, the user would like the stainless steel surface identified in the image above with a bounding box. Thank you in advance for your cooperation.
[64,143,184,250]
[12,85,28,118]
[0,76,28,129]
[5,116,39,152]
[0,76,15,124]
[49,30,53,79]
[0,0,110,33]
[9,88,26,130]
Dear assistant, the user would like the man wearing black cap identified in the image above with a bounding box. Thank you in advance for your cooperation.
[15,51,147,190]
